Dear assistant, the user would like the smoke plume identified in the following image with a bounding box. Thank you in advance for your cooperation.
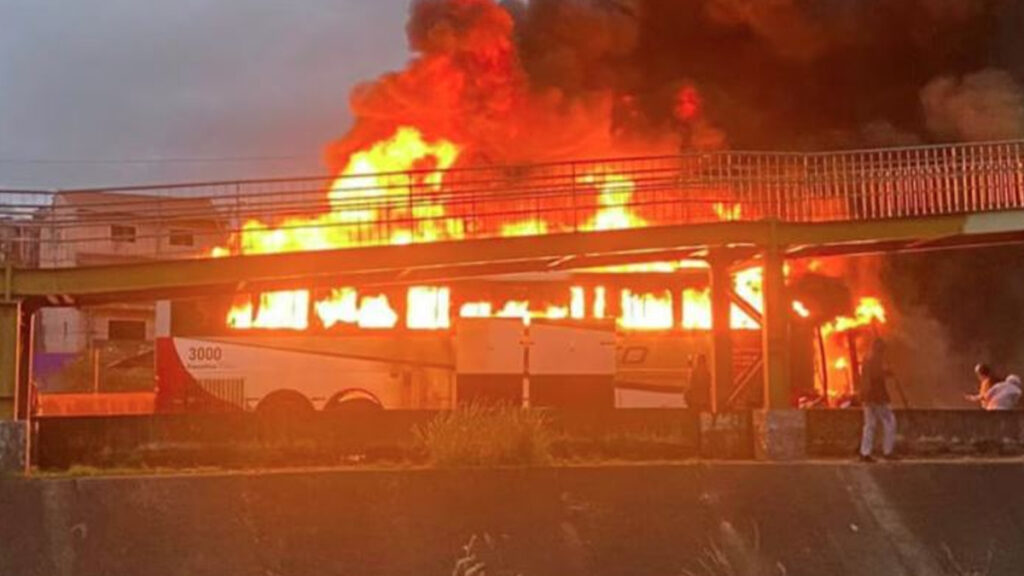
[921,68,1024,141]
[330,0,1024,169]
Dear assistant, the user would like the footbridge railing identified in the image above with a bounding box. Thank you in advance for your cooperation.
[2,140,1022,268]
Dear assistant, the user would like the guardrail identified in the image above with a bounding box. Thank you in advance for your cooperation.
[2,140,1022,267]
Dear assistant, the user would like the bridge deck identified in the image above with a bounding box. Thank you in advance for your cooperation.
[7,211,1024,305]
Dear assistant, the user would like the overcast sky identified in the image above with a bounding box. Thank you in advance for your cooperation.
[0,0,410,189]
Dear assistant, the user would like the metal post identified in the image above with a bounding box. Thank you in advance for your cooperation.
[846,332,861,394]
[92,346,101,394]
[521,322,531,408]
[708,250,733,413]
[761,241,790,409]
[816,327,829,403]
[16,309,34,421]
[571,162,578,233]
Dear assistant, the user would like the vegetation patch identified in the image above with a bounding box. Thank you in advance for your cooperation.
[416,403,552,467]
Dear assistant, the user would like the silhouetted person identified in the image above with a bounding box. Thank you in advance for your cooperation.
[966,363,1000,407]
[687,354,711,411]
[859,339,897,462]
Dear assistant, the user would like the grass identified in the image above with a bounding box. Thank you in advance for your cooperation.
[681,522,787,576]
[415,403,552,467]
[942,544,993,576]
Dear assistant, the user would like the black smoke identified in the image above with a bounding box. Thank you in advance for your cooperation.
[502,0,1024,149]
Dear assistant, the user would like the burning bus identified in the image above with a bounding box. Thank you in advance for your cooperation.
[152,127,887,414]
[153,265,883,414]
[156,273,763,413]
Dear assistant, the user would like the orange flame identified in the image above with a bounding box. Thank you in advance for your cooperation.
[500,219,548,238]
[792,300,811,318]
[620,289,674,330]
[579,172,647,231]
[712,202,742,221]
[459,301,492,318]
[822,297,887,335]
[313,288,399,330]
[227,291,309,331]
[570,286,585,319]
[215,126,871,338]
[407,286,451,330]
[593,286,607,319]
[221,127,463,328]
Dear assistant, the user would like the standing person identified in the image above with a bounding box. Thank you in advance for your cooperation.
[982,374,1022,411]
[687,354,711,411]
[859,338,897,462]
[966,364,1000,407]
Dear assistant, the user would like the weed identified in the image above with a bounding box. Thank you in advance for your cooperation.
[416,403,552,467]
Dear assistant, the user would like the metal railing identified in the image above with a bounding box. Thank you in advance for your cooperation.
[2,140,1022,268]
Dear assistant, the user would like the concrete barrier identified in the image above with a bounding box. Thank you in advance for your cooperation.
[2,462,1024,576]
[23,409,1024,470]
[0,421,25,474]
[33,410,704,470]
[807,409,1024,457]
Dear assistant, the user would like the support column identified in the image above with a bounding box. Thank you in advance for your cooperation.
[755,242,805,460]
[708,252,733,413]
[0,300,28,473]
[761,244,790,409]
[0,301,23,421]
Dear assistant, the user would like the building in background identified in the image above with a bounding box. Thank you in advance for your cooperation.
[33,191,226,391]
[0,217,40,268]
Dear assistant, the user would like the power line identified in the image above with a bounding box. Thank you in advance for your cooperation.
[0,155,317,166]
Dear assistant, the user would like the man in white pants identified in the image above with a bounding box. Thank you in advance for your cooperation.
[859,338,897,462]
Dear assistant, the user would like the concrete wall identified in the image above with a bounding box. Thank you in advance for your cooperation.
[0,422,25,473]
[33,409,1024,470]
[34,410,709,469]
[807,409,1024,456]
[2,463,1024,576]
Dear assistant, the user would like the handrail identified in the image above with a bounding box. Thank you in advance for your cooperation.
[1,140,1022,268]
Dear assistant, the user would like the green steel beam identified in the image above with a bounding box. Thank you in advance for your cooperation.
[9,212,1024,306]
[775,215,968,246]
[10,221,774,302]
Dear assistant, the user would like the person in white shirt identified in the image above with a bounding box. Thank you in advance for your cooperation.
[983,374,1022,411]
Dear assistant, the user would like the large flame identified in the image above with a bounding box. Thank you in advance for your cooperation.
[217,126,882,346]
[579,172,647,232]
[822,297,887,335]
[620,289,674,330]
[313,288,399,330]
[815,295,888,403]
[222,127,463,329]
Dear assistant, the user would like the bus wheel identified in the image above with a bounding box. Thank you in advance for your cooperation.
[255,390,314,417]
[324,391,383,413]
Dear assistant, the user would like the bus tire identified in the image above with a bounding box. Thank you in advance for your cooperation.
[324,391,383,413]
[255,390,314,417]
